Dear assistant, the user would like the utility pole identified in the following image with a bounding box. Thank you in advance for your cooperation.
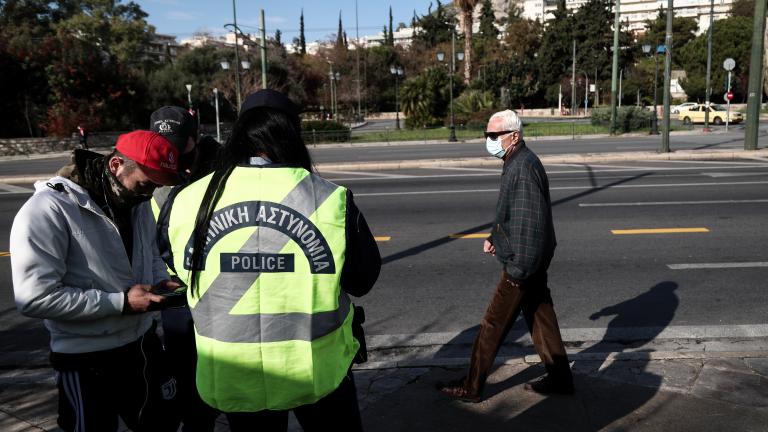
[703,0,714,131]
[609,0,621,134]
[232,0,242,110]
[744,0,767,150]
[449,28,457,142]
[661,0,673,153]
[260,9,268,89]
[355,0,362,121]
[571,40,576,115]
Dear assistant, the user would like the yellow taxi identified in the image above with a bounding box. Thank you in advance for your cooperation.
[678,104,743,125]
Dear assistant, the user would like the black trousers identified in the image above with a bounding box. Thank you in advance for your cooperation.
[225,371,363,432]
[52,327,178,432]
[161,306,220,432]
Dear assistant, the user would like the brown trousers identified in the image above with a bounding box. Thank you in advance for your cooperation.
[465,271,572,394]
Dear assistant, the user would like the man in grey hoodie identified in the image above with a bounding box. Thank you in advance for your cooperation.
[11,130,182,432]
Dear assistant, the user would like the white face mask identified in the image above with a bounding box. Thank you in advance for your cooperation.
[485,132,513,159]
[486,137,506,158]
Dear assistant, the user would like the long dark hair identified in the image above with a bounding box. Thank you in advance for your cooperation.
[188,107,311,296]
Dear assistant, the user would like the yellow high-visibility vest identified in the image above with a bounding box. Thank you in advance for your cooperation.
[166,165,357,412]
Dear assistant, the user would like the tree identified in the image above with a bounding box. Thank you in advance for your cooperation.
[382,25,389,45]
[454,0,478,84]
[389,6,395,45]
[477,0,498,43]
[412,1,455,49]
[639,7,698,67]
[399,67,453,128]
[536,0,574,89]
[299,10,307,55]
[730,0,754,17]
[336,12,345,50]
[678,16,753,102]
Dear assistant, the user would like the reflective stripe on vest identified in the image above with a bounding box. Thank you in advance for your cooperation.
[166,166,356,412]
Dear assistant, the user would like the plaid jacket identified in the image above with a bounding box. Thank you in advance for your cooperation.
[491,142,556,281]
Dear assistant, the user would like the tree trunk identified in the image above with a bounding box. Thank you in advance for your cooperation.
[763,17,768,98]
[462,12,473,84]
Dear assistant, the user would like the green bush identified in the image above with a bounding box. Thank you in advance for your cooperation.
[301,120,350,143]
[455,108,497,130]
[591,106,652,133]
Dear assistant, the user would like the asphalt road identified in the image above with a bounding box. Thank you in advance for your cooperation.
[2,158,767,354]
[354,117,589,134]
[1,128,765,178]
[318,159,768,335]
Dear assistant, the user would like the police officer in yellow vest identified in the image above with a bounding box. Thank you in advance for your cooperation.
[157,89,381,431]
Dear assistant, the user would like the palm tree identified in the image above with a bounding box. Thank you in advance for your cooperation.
[454,0,478,84]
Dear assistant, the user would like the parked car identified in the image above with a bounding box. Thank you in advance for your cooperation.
[678,105,743,125]
[671,102,698,114]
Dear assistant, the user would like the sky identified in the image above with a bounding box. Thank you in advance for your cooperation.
[136,0,440,43]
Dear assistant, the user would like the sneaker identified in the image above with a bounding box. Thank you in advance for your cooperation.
[436,379,483,403]
[524,376,575,395]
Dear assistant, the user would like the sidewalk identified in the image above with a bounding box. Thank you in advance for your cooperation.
[2,335,767,431]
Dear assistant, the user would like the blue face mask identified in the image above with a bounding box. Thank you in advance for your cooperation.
[486,136,507,158]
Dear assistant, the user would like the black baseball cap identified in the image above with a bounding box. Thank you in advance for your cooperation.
[150,106,198,153]
[239,89,299,118]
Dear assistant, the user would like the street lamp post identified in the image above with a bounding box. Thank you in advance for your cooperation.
[220,59,251,109]
[390,66,404,130]
[213,88,221,142]
[642,43,661,135]
[231,0,242,109]
[185,84,192,111]
[436,29,464,142]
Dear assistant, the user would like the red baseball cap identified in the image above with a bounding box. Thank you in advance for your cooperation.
[115,130,181,186]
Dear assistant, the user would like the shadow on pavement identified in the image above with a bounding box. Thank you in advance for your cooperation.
[365,281,681,431]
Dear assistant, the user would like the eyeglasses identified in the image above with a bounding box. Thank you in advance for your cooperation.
[484,130,515,141]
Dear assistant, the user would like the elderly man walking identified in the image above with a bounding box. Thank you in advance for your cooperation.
[438,109,573,402]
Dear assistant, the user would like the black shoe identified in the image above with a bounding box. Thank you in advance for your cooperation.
[524,376,574,395]
[436,379,483,403]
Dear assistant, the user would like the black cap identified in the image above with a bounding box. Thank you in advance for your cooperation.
[149,106,197,153]
[239,89,299,118]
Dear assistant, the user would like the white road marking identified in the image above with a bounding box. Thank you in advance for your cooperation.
[0,183,33,193]
[667,262,768,270]
[652,159,768,165]
[546,164,768,175]
[427,167,501,173]
[743,156,768,163]
[320,170,415,178]
[355,180,768,197]
[366,324,768,349]
[356,188,498,197]
[330,165,768,183]
[703,172,768,178]
[580,199,768,207]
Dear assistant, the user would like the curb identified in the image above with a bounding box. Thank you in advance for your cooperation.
[316,148,768,172]
[352,350,768,371]
[1,148,767,184]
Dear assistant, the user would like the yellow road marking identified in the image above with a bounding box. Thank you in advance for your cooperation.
[449,233,490,239]
[0,252,10,257]
[611,228,710,235]
[374,236,391,242]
